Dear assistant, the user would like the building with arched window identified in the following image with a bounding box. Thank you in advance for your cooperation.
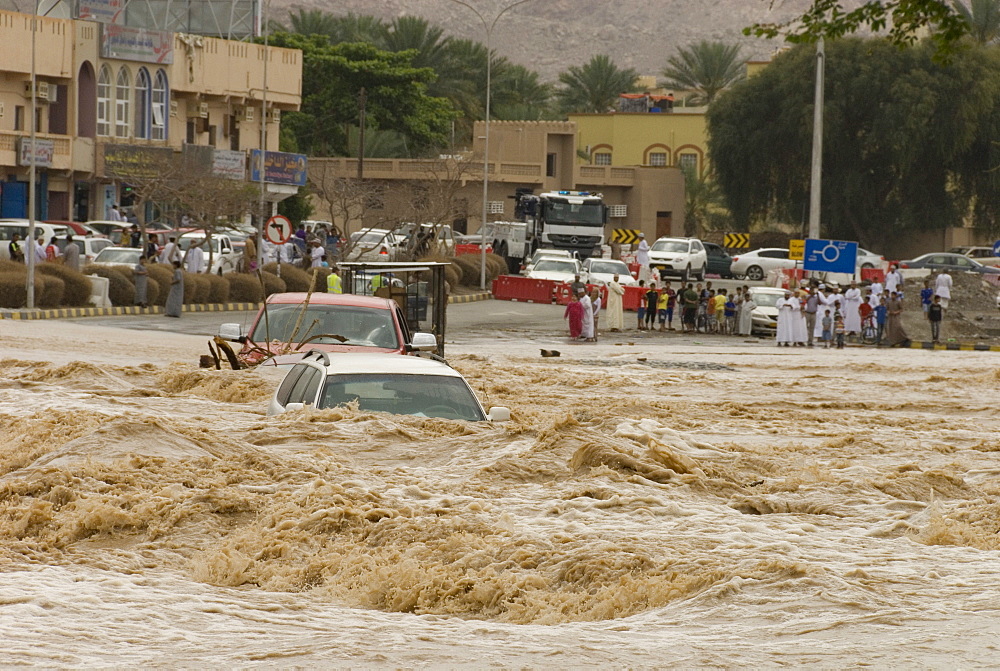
[0,8,301,222]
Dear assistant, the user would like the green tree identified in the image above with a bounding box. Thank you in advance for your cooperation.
[707,39,1000,252]
[661,41,745,105]
[492,64,554,120]
[682,166,730,237]
[283,8,341,39]
[555,54,640,114]
[265,33,455,157]
[746,0,970,53]
[954,0,1000,43]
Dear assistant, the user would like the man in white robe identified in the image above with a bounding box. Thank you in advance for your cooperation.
[738,291,756,336]
[775,290,796,346]
[605,275,625,331]
[791,291,807,345]
[636,233,651,283]
[885,264,904,298]
[934,269,952,310]
[185,244,205,274]
[580,292,595,341]
[842,281,863,334]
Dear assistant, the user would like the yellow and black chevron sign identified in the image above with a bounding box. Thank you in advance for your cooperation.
[724,233,750,249]
[611,228,642,244]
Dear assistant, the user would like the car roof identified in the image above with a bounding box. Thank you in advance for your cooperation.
[751,287,788,294]
[302,352,462,377]
[653,236,694,242]
[265,292,394,310]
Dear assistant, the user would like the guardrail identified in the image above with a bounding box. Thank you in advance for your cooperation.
[455,243,492,255]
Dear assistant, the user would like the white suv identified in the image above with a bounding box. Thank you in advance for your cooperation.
[647,237,708,282]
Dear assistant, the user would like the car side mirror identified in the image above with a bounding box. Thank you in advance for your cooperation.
[487,406,511,422]
[218,323,243,342]
[285,402,305,412]
[409,332,437,351]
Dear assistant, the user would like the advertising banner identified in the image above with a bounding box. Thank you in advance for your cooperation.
[249,149,307,186]
[213,150,246,180]
[78,0,125,24]
[101,24,174,64]
[18,138,55,168]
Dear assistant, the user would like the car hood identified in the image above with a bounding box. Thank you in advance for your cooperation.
[241,342,401,365]
[528,271,577,282]
[587,272,637,286]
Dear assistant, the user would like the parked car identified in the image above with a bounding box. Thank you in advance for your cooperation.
[47,220,105,238]
[898,253,1000,275]
[397,223,455,256]
[267,350,510,422]
[58,236,114,264]
[948,246,1000,267]
[345,228,404,262]
[217,292,438,367]
[84,221,127,238]
[525,257,582,283]
[730,248,796,281]
[91,246,143,268]
[748,287,786,335]
[177,233,239,275]
[580,257,638,286]
[703,242,733,278]
[647,237,708,282]
[855,247,885,270]
[0,220,71,260]
[522,248,574,275]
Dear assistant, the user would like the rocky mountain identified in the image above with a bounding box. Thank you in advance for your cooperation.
[272,0,820,81]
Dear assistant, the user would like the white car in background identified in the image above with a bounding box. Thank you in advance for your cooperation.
[580,257,638,286]
[59,236,114,264]
[856,247,885,270]
[346,228,404,262]
[522,248,574,275]
[267,350,510,422]
[91,246,143,268]
[748,287,786,335]
[647,237,708,282]
[177,233,239,275]
[525,257,581,283]
[730,248,796,282]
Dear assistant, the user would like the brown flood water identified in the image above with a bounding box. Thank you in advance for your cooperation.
[1,318,1000,667]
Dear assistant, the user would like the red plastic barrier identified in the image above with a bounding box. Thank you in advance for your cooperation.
[554,283,574,305]
[623,285,644,311]
[628,263,640,279]
[456,243,492,255]
[491,275,556,303]
[860,268,885,283]
[779,268,807,288]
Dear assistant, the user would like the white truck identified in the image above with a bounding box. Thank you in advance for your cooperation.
[490,189,608,273]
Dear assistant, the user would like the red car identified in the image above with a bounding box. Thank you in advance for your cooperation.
[218,292,437,367]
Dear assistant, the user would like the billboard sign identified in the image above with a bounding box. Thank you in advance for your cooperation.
[18,138,55,168]
[213,150,246,180]
[249,149,307,186]
[101,24,174,64]
[78,0,125,24]
[802,239,858,274]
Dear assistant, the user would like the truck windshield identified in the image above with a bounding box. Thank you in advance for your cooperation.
[250,304,399,349]
[543,201,605,226]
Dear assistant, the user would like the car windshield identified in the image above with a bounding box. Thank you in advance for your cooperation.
[319,373,485,421]
[531,251,570,264]
[178,237,221,252]
[250,303,399,349]
[533,259,577,273]
[94,248,140,264]
[588,260,630,275]
[543,201,605,226]
[651,240,689,253]
[352,232,391,246]
[751,292,783,308]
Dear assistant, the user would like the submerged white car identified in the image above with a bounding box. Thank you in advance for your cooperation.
[267,350,510,422]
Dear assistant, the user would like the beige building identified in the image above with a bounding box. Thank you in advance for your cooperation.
[0,8,301,221]
[309,120,686,240]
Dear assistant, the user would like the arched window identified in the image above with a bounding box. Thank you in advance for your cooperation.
[97,65,112,137]
[115,66,131,138]
[152,69,168,141]
[134,68,151,139]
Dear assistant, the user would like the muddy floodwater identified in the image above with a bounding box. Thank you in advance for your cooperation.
[2,318,1000,667]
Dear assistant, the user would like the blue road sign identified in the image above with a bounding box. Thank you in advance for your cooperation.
[802,239,858,274]
[993,240,1000,257]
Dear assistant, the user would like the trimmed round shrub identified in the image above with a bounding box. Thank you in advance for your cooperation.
[205,273,229,303]
[260,271,286,297]
[485,253,507,280]
[37,263,92,306]
[146,264,174,306]
[225,272,264,302]
[418,254,461,289]
[35,274,64,308]
[145,277,161,305]
[311,266,331,293]
[0,260,24,274]
[0,271,26,307]
[84,265,135,306]
[187,274,211,304]
[262,262,312,292]
[452,255,483,286]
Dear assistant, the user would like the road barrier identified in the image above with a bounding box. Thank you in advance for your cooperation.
[456,243,492,255]
[623,285,645,311]
[491,275,557,303]
[860,268,886,283]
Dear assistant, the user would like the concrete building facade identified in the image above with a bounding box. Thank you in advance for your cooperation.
[0,8,301,222]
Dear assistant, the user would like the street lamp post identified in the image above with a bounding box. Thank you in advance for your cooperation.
[446,0,535,290]
[26,0,38,309]
[257,0,271,272]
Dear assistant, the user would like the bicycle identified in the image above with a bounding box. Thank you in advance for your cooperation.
[861,313,879,345]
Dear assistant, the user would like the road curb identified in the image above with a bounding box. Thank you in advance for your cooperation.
[448,292,492,304]
[907,340,1000,352]
[0,303,262,320]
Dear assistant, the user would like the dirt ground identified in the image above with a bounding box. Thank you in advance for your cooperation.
[900,272,1000,342]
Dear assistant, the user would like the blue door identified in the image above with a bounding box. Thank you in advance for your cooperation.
[0,181,28,218]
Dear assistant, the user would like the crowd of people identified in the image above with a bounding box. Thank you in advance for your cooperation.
[561,263,958,347]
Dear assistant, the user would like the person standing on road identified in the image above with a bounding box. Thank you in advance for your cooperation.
[804,286,820,346]
[920,279,934,318]
[934,268,952,310]
[309,239,325,268]
[564,292,584,339]
[842,281,863,337]
[884,291,909,347]
[185,243,205,274]
[63,234,80,271]
[327,266,343,294]
[580,289,595,342]
[590,288,602,341]
[681,282,699,334]
[644,282,659,330]
[134,255,149,308]
[636,280,647,330]
[45,236,60,262]
[605,274,625,332]
[160,236,180,265]
[636,233,651,283]
[570,274,586,297]
[738,289,757,336]
[775,290,796,347]
[928,295,944,343]
[165,260,184,318]
[8,234,24,263]
[885,264,904,299]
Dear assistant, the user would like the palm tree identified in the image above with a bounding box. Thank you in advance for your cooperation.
[284,8,339,39]
[682,166,730,237]
[661,41,745,106]
[954,0,1000,43]
[555,55,640,114]
[492,64,554,120]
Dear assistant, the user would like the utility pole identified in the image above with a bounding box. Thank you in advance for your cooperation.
[27,0,38,309]
[808,38,825,241]
[357,87,366,181]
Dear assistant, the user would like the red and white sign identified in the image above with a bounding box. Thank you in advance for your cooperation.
[265,215,293,245]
